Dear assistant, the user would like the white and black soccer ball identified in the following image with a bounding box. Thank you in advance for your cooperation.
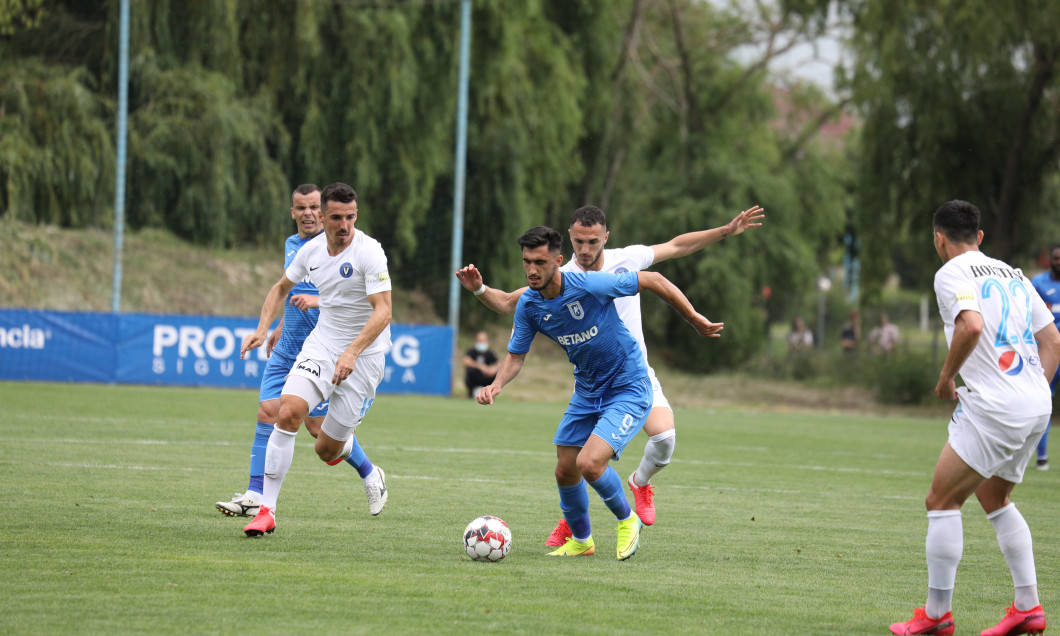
[463,515,512,562]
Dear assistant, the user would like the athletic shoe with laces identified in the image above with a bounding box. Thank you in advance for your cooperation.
[364,466,388,515]
[546,536,595,557]
[216,492,260,518]
[545,519,573,547]
[243,506,276,537]
[979,603,1046,636]
[627,472,657,526]
[616,514,642,561]
[1036,458,1049,471]
[889,607,955,635]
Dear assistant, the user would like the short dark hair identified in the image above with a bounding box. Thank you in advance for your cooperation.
[933,200,981,244]
[1050,244,1060,255]
[517,226,563,255]
[570,205,607,229]
[320,182,358,209]
[292,183,320,198]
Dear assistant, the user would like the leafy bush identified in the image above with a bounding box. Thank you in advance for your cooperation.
[864,351,935,405]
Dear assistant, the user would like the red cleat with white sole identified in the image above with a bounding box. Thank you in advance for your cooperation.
[980,604,1045,636]
[243,506,276,537]
[545,519,572,547]
[889,607,955,635]
[627,472,656,526]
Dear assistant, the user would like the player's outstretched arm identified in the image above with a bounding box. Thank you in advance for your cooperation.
[636,271,723,337]
[650,205,765,265]
[477,352,526,405]
[289,294,319,311]
[455,263,527,315]
[242,275,297,359]
[1034,322,1060,385]
[935,309,983,400]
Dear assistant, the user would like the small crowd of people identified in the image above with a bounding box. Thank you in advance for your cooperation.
[787,312,900,354]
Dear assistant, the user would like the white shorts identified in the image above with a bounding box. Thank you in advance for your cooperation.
[282,338,385,442]
[647,367,671,411]
[948,402,1048,483]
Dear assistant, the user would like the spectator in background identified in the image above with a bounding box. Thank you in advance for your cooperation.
[787,316,813,352]
[840,311,860,353]
[463,331,498,399]
[868,312,899,354]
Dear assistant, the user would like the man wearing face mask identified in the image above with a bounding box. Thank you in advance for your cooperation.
[463,331,499,399]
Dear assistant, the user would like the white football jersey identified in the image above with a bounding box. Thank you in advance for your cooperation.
[562,245,655,366]
[285,230,392,357]
[934,250,1054,418]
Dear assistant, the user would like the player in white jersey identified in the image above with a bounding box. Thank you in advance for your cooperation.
[456,203,763,545]
[239,182,394,537]
[890,200,1060,636]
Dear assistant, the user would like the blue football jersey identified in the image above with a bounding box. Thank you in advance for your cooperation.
[274,233,321,357]
[509,270,648,399]
[1032,270,1060,330]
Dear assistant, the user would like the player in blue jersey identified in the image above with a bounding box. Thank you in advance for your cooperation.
[1031,243,1060,471]
[216,184,382,518]
[477,226,722,560]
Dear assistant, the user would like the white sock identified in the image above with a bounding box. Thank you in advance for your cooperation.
[988,503,1039,610]
[635,430,676,486]
[262,427,297,509]
[925,510,962,617]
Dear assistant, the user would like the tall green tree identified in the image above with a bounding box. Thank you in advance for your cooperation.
[818,0,1060,297]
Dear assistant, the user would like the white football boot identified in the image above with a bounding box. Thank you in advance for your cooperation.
[215,492,261,517]
[363,467,388,515]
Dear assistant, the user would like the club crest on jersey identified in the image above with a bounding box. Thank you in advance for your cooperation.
[615,267,629,274]
[566,301,584,320]
[998,351,1024,376]
[340,262,353,278]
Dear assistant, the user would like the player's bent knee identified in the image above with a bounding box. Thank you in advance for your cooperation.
[257,399,280,424]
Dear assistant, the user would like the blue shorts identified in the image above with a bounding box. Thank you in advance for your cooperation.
[554,378,652,459]
[259,349,329,417]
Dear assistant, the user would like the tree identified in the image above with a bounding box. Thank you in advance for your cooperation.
[824,0,1060,297]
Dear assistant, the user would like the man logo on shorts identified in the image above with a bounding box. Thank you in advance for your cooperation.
[340,263,353,278]
[295,359,322,378]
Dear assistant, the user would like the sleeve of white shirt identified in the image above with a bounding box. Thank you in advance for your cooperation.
[934,265,980,322]
[285,245,309,284]
[363,242,392,296]
[629,244,655,271]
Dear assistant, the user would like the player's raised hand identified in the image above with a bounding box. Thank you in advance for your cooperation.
[689,314,724,338]
[289,294,318,312]
[477,383,501,405]
[241,330,267,360]
[726,205,765,237]
[456,264,484,292]
[333,351,358,385]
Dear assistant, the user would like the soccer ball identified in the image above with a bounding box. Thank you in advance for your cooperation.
[463,515,512,562]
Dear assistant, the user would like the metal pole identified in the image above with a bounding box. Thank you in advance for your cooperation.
[111,0,130,314]
[447,0,471,335]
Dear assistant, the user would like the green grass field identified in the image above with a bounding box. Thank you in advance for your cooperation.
[2,382,1057,635]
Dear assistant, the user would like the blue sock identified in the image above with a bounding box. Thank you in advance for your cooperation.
[588,466,632,520]
[1038,421,1050,460]
[558,479,591,540]
[247,421,272,494]
[343,434,374,478]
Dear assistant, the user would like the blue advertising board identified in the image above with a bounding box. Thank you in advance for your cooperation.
[0,309,453,396]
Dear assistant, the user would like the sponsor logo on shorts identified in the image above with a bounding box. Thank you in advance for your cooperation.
[295,359,322,378]
[998,350,1024,376]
